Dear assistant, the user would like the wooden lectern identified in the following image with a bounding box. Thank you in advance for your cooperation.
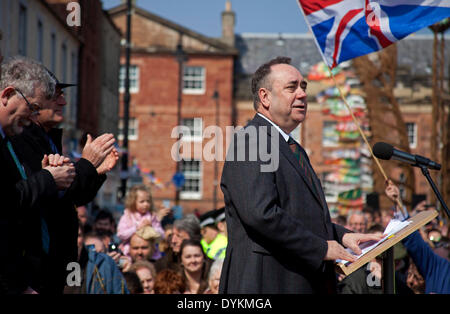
[335,210,439,293]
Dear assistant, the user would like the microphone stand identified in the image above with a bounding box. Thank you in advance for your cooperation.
[418,165,450,219]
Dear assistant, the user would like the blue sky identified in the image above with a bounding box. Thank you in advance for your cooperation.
[102,0,434,38]
[102,0,310,37]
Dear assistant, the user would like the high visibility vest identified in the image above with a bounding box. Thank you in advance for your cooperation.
[201,233,227,260]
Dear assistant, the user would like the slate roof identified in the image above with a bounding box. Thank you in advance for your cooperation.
[109,3,237,55]
[234,33,450,99]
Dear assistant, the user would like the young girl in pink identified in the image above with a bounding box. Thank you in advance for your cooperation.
[117,184,167,259]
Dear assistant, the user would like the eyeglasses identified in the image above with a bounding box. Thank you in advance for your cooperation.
[15,88,42,115]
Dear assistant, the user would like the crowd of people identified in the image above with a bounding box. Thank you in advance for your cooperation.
[71,177,449,294]
[0,42,448,294]
[0,51,226,294]
[73,185,227,294]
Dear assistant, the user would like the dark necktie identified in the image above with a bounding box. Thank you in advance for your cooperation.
[287,137,320,196]
[288,137,312,183]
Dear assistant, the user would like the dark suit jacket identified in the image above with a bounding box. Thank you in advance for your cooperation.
[0,133,58,294]
[10,123,106,293]
[219,114,350,294]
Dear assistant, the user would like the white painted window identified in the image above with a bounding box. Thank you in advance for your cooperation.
[406,122,417,149]
[119,65,139,93]
[181,118,203,142]
[180,159,202,200]
[118,118,138,141]
[183,66,205,94]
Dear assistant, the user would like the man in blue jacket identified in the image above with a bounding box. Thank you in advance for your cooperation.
[385,180,449,293]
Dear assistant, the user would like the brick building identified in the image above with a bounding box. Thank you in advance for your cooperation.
[109,2,237,214]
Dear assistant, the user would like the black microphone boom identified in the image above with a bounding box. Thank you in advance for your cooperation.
[372,142,441,171]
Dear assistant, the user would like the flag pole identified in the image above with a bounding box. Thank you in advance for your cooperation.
[325,65,404,211]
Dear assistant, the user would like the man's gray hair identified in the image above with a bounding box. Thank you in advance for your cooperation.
[346,210,368,225]
[208,258,224,281]
[0,56,56,99]
[173,214,201,242]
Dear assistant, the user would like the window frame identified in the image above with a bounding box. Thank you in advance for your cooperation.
[182,66,206,95]
[181,117,203,142]
[180,159,203,200]
[406,122,417,149]
[119,65,140,94]
[118,117,139,141]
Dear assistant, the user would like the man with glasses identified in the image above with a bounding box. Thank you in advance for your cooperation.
[15,88,43,116]
[0,56,76,294]
[9,60,118,294]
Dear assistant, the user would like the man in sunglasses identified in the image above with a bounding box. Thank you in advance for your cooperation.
[0,56,77,294]
[9,60,118,294]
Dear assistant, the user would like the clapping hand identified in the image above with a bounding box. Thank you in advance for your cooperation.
[81,133,116,168]
[96,148,119,175]
[41,154,76,190]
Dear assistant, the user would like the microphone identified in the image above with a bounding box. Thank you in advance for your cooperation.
[373,142,441,171]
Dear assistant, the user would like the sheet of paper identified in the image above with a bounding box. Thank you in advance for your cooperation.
[336,219,411,265]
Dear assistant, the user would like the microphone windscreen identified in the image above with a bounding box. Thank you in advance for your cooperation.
[373,142,394,160]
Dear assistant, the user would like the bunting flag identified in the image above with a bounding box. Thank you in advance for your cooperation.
[133,162,168,189]
[298,0,450,68]
[307,61,347,85]
[147,173,165,189]
[323,148,361,160]
[325,172,361,184]
[324,158,360,168]
[338,188,364,207]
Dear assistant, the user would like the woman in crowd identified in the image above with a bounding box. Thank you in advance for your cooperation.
[130,260,157,294]
[179,239,211,294]
[204,258,223,294]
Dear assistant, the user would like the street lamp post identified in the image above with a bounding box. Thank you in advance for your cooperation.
[174,36,188,206]
[212,89,220,210]
[120,0,132,201]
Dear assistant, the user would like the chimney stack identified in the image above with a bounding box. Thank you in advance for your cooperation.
[121,0,136,6]
[221,0,235,47]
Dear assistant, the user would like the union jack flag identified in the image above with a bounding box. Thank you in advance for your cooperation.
[298,0,450,68]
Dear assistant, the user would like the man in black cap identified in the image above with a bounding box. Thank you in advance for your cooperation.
[10,66,119,294]
[214,207,227,238]
[200,209,228,260]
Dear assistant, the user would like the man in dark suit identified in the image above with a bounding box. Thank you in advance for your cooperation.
[219,57,382,294]
[9,66,118,294]
[0,56,76,293]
